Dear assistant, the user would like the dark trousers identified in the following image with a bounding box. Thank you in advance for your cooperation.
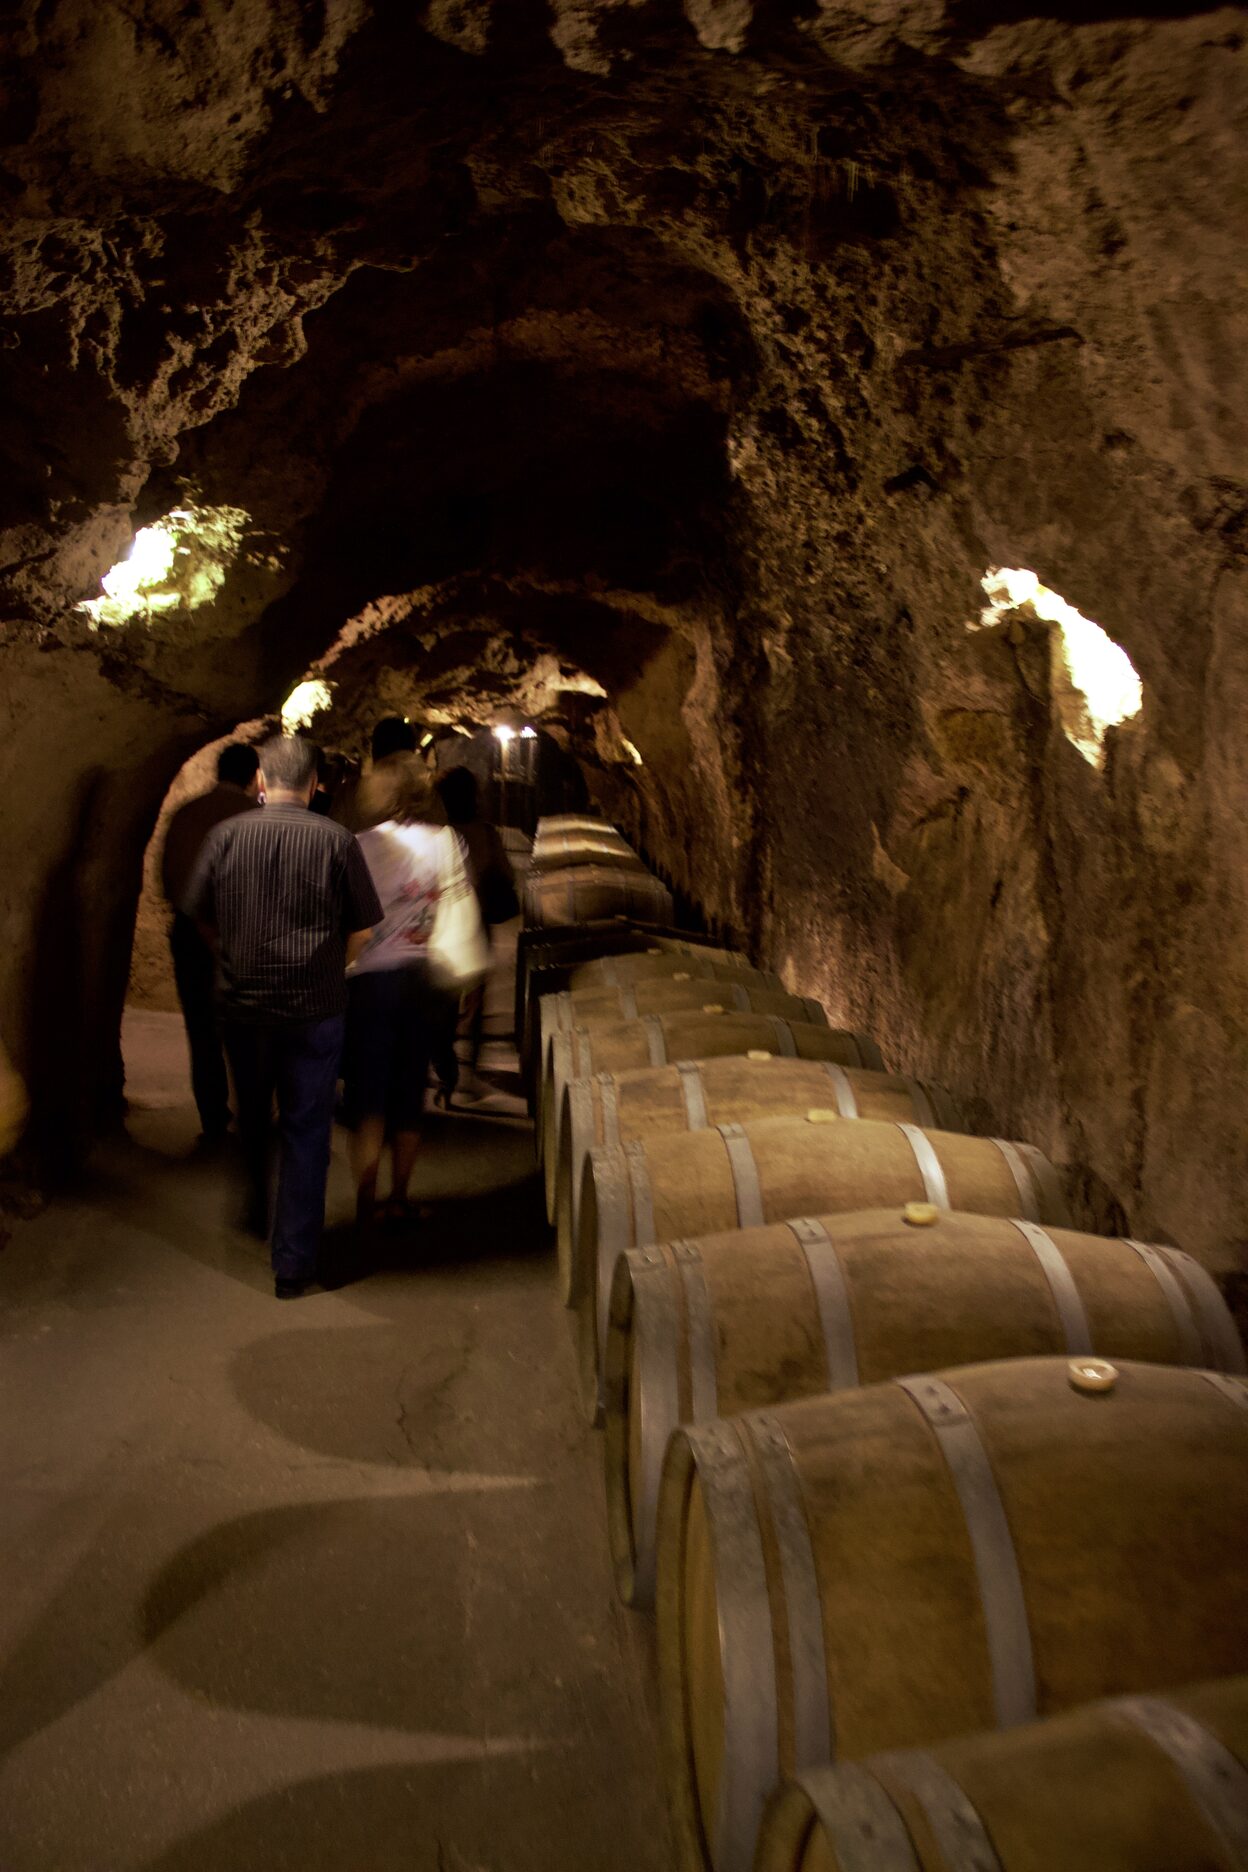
[170,912,230,1137]
[222,1014,345,1284]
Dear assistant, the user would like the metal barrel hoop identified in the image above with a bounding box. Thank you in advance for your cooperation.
[1113,1695,1248,1862]
[900,1075,938,1129]
[786,1216,860,1389]
[675,1060,710,1131]
[671,1240,719,1423]
[820,1062,859,1118]
[624,1247,683,1606]
[896,1122,951,1209]
[682,1419,782,1872]
[716,1122,766,1229]
[747,1411,834,1774]
[795,1764,920,1872]
[642,1014,667,1067]
[1159,1247,1248,1374]
[766,1015,798,1058]
[896,1374,1037,1728]
[1010,1220,1094,1356]
[1120,1238,1204,1367]
[992,1137,1042,1223]
[868,1750,1004,1872]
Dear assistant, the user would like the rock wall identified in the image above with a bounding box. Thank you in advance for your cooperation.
[1,1,1244,1284]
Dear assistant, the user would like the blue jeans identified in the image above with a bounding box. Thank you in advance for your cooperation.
[223,1014,345,1283]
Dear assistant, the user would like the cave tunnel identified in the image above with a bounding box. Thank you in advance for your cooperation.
[1,4,1246,1868]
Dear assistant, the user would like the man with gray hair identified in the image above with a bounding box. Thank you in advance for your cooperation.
[187,733,381,1297]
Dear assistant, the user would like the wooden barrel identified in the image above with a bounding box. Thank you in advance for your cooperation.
[545,1014,887,1215]
[516,927,735,1067]
[530,839,645,876]
[537,814,621,836]
[499,826,533,864]
[521,865,674,930]
[552,1056,960,1269]
[605,1206,1246,1606]
[534,956,773,1150]
[536,972,808,1100]
[577,1117,1069,1416]
[758,1675,1248,1872]
[657,1358,1248,1872]
[533,826,631,853]
[566,951,763,993]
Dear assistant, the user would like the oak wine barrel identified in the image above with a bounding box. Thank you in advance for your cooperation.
[605,1205,1245,1606]
[758,1676,1248,1872]
[553,1055,960,1273]
[577,1115,1069,1415]
[536,814,620,836]
[536,971,808,1102]
[657,1358,1248,1872]
[521,864,674,930]
[544,1015,886,1191]
[530,838,645,876]
[516,925,733,1067]
[535,956,777,1155]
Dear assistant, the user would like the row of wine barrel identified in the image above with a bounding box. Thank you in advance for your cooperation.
[522,816,675,929]
[759,1672,1248,1871]
[514,842,1248,1871]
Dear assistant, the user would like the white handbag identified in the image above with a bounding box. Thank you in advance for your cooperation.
[426,828,489,993]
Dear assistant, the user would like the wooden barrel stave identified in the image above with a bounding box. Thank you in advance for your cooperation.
[657,1358,1248,1872]
[553,1056,960,1273]
[578,1117,1070,1416]
[758,1676,1248,1872]
[521,865,675,930]
[605,1206,1246,1607]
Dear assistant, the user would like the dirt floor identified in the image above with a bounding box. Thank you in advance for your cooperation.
[0,955,672,1870]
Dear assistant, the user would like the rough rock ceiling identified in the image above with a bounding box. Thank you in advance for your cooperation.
[1,2,1246,1287]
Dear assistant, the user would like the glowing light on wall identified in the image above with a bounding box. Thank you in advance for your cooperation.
[78,502,251,629]
[621,737,644,766]
[520,726,538,740]
[975,567,1143,767]
[493,724,516,743]
[281,678,333,731]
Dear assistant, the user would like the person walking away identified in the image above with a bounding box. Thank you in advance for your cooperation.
[346,759,485,1228]
[435,765,517,1100]
[187,734,380,1298]
[342,715,423,831]
[161,742,261,1142]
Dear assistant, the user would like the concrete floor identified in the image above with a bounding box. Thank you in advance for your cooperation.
[0,990,672,1868]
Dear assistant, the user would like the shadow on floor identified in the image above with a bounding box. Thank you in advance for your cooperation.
[137,1752,645,1872]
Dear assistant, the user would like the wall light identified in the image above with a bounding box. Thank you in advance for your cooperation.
[78,501,252,629]
[419,732,434,750]
[493,724,516,743]
[281,678,333,731]
[520,725,538,740]
[974,567,1143,768]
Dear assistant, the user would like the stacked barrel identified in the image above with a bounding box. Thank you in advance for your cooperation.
[517,816,1248,1872]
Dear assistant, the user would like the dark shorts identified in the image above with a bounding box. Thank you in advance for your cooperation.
[343,966,439,1131]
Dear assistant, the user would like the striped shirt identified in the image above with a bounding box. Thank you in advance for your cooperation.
[188,804,381,1023]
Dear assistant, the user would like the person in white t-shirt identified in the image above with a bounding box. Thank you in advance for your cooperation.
[344,760,482,1230]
